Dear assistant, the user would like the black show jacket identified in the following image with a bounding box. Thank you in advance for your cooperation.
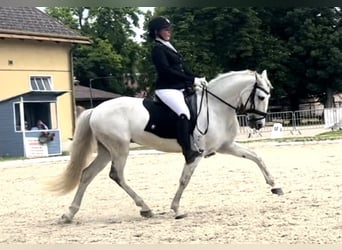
[151,40,197,90]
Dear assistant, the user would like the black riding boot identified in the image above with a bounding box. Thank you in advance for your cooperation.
[177,114,202,164]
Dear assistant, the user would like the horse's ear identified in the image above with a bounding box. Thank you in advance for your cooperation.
[261,69,273,89]
[261,70,268,79]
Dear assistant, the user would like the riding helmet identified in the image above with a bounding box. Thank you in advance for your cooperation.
[148,16,171,39]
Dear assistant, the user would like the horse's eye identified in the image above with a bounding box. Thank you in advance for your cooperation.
[258,96,265,101]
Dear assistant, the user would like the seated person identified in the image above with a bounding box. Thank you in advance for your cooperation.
[31,120,48,130]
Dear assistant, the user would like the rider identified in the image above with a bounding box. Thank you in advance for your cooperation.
[148,16,206,164]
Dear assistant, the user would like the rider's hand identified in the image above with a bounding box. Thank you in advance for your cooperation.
[193,77,208,87]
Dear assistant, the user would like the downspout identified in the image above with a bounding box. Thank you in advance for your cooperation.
[69,44,77,134]
[19,97,26,157]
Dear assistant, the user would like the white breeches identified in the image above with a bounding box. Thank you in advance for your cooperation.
[155,89,190,120]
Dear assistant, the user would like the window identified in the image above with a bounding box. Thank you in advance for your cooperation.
[30,76,52,91]
[14,102,58,132]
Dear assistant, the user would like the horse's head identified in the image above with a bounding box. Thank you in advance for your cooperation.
[242,70,273,130]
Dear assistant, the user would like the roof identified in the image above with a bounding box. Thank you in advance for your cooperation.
[0,90,68,103]
[0,85,121,103]
[0,7,91,44]
[74,85,121,101]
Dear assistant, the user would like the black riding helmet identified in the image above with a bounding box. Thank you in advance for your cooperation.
[148,16,171,39]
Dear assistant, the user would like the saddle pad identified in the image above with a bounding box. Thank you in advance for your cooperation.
[143,98,178,139]
[142,90,198,139]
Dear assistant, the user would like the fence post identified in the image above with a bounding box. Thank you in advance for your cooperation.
[291,111,302,135]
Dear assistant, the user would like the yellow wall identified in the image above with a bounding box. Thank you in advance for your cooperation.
[0,39,75,143]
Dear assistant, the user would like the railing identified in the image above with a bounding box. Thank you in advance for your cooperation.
[324,107,342,130]
[237,108,330,137]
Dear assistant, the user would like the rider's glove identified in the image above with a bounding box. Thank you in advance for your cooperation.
[193,77,208,88]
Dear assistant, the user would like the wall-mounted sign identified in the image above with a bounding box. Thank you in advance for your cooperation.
[24,137,48,158]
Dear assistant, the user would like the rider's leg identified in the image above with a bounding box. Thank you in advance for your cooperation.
[177,114,202,164]
[155,89,202,164]
[155,89,191,119]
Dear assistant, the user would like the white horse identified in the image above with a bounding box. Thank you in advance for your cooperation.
[48,69,283,223]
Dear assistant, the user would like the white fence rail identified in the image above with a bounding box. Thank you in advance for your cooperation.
[324,107,342,130]
[237,107,342,138]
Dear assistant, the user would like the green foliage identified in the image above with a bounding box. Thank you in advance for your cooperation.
[73,38,125,92]
[47,7,143,96]
[46,7,80,30]
[145,7,342,109]
[281,8,342,108]
[317,129,342,138]
[47,7,342,105]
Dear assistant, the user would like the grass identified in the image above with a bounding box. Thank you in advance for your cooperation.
[239,129,342,144]
[0,156,25,162]
[282,129,342,141]
[316,129,342,138]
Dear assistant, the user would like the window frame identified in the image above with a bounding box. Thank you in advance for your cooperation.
[29,75,53,91]
[13,101,59,132]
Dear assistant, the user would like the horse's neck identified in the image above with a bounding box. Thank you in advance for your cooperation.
[195,72,255,147]
[207,72,253,110]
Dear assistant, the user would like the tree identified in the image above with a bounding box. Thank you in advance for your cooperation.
[152,7,342,109]
[282,7,342,108]
[46,7,143,96]
[47,7,342,107]
[142,7,289,103]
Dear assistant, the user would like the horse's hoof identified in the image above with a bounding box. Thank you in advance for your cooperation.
[175,213,188,219]
[271,187,284,195]
[60,214,72,224]
[140,210,153,218]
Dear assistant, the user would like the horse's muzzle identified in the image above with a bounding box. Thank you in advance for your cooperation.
[247,116,265,130]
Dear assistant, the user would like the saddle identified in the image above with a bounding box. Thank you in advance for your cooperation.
[143,88,198,139]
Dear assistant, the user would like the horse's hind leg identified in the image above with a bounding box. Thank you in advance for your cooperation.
[109,144,153,218]
[61,143,110,223]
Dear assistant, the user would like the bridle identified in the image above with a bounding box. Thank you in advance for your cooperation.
[196,73,270,135]
[242,78,270,120]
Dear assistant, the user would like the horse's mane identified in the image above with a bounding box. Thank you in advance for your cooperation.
[209,70,255,85]
[209,69,273,89]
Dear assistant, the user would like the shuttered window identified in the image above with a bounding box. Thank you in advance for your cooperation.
[30,76,52,91]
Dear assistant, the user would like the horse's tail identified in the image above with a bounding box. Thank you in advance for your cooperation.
[46,109,95,195]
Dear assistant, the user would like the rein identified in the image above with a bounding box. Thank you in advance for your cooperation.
[196,85,237,136]
[196,86,210,135]
[196,74,270,135]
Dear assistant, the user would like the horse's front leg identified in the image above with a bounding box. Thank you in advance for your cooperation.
[171,158,201,219]
[218,142,283,195]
